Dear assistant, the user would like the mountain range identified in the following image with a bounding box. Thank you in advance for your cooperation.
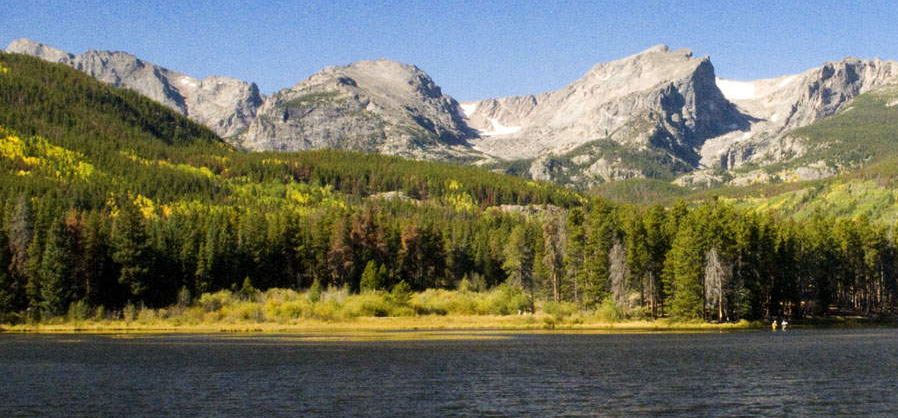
[8,38,898,189]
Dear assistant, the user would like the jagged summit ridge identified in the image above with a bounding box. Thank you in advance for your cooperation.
[462,44,748,185]
[465,44,745,157]
[7,38,73,62]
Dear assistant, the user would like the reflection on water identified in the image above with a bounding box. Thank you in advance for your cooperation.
[2,329,897,416]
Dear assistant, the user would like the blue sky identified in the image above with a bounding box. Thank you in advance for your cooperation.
[2,1,897,101]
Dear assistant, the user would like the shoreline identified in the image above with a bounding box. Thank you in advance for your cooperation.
[2,315,759,335]
[3,315,892,339]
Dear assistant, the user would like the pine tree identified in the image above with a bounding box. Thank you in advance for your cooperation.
[327,217,354,289]
[24,233,43,318]
[581,201,618,305]
[609,240,631,311]
[376,263,391,289]
[7,197,34,310]
[503,224,536,313]
[350,208,388,266]
[643,205,672,316]
[703,247,730,321]
[195,212,235,294]
[564,208,587,305]
[0,230,13,316]
[79,211,111,307]
[111,197,151,301]
[665,224,705,319]
[398,223,429,290]
[38,220,73,317]
[360,260,380,293]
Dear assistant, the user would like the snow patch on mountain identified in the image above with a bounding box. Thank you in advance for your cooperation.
[480,118,521,136]
[716,78,757,101]
[459,102,478,117]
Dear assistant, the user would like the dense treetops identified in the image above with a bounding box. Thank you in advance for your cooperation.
[2,51,898,324]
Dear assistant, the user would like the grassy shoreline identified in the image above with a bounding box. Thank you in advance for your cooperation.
[1,315,760,335]
[5,315,894,337]
[3,287,892,337]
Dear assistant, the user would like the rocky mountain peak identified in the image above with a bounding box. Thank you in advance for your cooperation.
[6,38,73,62]
[239,59,477,160]
[642,44,671,54]
[303,59,456,113]
[575,45,703,102]
[463,44,746,186]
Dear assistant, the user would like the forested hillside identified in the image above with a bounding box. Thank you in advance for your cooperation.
[1,52,897,325]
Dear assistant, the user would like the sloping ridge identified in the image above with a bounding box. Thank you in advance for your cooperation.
[6,38,263,139]
[10,38,898,190]
[0,50,223,152]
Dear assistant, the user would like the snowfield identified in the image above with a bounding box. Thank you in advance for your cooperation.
[715,78,757,101]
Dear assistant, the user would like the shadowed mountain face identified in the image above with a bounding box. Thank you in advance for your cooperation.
[9,38,898,189]
[688,59,898,186]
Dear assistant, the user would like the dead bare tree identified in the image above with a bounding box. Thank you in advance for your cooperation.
[704,247,731,321]
[609,240,630,311]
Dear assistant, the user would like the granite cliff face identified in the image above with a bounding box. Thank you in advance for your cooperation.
[677,58,898,186]
[239,59,478,160]
[465,45,746,159]
[462,46,750,185]
[462,44,898,187]
[6,38,262,138]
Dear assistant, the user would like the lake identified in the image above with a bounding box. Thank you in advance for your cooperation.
[2,329,897,416]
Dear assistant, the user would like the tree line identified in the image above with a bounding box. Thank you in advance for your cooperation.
[3,188,897,322]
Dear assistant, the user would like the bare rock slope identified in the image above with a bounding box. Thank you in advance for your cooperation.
[678,58,898,186]
[239,59,479,160]
[706,59,898,168]
[463,45,749,185]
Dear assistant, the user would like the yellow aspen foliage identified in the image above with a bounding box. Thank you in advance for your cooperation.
[446,179,462,191]
[0,129,26,160]
[287,188,311,205]
[443,192,476,212]
[0,127,95,179]
[132,194,158,220]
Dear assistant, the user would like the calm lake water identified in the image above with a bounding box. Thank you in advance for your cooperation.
[2,329,898,417]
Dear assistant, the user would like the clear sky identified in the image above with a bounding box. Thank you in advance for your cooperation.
[2,0,897,101]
